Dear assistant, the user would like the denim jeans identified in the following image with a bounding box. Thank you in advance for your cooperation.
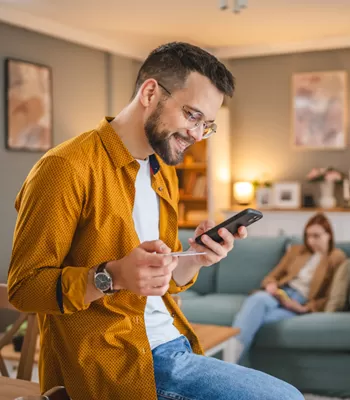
[233,286,307,351]
[152,335,303,400]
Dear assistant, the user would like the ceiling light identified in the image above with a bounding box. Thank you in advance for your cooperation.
[219,0,248,13]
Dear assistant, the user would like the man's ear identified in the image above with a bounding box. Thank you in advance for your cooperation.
[138,79,159,108]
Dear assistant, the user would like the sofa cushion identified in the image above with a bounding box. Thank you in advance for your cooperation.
[325,260,350,312]
[180,293,247,326]
[216,236,288,295]
[255,312,350,351]
[178,229,219,295]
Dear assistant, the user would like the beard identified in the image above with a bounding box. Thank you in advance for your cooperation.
[144,103,194,166]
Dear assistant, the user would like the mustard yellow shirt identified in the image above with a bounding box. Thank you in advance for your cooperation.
[8,118,203,400]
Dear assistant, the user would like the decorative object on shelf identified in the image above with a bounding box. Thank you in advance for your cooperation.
[302,194,316,208]
[5,58,53,152]
[219,0,247,13]
[233,182,254,205]
[306,167,345,209]
[273,182,301,209]
[292,71,347,150]
[343,170,350,208]
[255,187,273,208]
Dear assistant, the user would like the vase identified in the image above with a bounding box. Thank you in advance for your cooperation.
[319,181,336,209]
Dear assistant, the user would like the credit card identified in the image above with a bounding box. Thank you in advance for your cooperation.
[160,251,207,257]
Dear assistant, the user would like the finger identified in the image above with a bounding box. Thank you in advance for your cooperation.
[139,240,170,254]
[143,253,174,267]
[195,219,216,236]
[217,228,234,250]
[146,274,172,288]
[149,258,178,277]
[234,226,248,239]
[140,283,170,297]
[197,234,226,257]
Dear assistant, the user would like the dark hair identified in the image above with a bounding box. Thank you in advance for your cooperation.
[303,213,334,253]
[132,42,235,98]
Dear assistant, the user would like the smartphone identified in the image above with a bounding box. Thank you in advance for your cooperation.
[194,208,263,246]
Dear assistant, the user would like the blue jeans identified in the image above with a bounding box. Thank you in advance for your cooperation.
[152,335,303,400]
[233,286,306,351]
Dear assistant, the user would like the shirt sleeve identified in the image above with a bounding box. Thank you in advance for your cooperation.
[8,155,91,315]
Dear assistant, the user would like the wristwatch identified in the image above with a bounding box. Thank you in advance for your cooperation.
[94,262,118,295]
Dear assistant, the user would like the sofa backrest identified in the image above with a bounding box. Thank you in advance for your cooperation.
[178,229,218,295]
[216,236,288,294]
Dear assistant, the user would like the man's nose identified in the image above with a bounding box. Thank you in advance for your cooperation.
[187,125,204,142]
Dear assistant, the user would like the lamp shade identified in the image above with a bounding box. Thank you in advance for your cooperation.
[233,182,254,205]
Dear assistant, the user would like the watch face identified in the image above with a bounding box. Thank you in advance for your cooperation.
[95,272,112,291]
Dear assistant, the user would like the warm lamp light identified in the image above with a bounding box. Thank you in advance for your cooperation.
[233,182,254,205]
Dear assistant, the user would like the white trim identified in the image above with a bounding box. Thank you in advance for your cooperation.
[213,36,350,59]
[1,4,350,60]
[0,5,147,61]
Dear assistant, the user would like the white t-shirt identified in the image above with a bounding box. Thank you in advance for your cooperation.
[132,158,181,350]
[289,252,322,298]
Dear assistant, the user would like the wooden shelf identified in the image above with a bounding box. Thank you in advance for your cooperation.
[225,206,350,213]
[180,195,207,203]
[176,163,207,171]
[178,221,199,229]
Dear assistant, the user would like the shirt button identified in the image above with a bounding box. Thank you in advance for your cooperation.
[171,313,175,317]
[158,186,163,191]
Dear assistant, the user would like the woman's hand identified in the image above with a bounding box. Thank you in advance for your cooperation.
[265,282,278,295]
[279,296,309,314]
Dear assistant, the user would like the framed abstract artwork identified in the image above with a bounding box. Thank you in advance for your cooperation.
[292,71,347,150]
[5,58,53,152]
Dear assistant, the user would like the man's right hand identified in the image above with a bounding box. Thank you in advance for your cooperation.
[107,240,178,296]
[265,282,278,295]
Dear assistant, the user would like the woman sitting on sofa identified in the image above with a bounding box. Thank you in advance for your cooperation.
[232,212,346,362]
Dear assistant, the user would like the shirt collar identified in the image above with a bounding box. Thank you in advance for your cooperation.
[96,117,160,175]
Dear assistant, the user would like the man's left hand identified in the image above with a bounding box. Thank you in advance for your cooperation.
[188,220,247,267]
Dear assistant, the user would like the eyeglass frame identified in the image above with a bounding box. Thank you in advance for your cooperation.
[157,82,217,139]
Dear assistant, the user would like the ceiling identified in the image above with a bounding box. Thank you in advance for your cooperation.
[1,0,350,60]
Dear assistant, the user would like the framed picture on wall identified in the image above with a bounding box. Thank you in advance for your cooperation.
[5,58,53,152]
[292,71,347,150]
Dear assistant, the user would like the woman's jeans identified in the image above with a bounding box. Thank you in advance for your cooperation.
[152,335,303,400]
[233,286,307,351]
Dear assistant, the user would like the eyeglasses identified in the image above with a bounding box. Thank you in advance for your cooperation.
[306,232,327,240]
[157,82,217,139]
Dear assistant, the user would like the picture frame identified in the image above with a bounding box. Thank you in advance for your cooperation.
[5,58,53,152]
[273,182,301,209]
[291,71,347,150]
[255,187,273,208]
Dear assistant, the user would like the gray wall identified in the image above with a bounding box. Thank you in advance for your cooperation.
[228,49,350,186]
[0,22,139,294]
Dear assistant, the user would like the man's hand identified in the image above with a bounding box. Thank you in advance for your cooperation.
[107,240,178,296]
[187,220,248,267]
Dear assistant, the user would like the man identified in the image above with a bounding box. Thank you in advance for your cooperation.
[8,42,303,400]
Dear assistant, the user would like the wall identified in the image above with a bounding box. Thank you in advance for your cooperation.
[0,22,139,329]
[228,49,350,187]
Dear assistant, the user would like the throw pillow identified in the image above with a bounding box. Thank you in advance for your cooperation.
[324,259,350,312]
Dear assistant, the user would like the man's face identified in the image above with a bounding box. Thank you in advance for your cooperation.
[144,72,224,166]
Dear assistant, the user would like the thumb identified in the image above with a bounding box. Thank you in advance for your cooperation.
[139,240,170,254]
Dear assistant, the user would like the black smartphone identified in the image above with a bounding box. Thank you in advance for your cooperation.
[194,208,263,246]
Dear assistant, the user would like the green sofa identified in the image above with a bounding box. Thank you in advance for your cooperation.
[178,230,350,398]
